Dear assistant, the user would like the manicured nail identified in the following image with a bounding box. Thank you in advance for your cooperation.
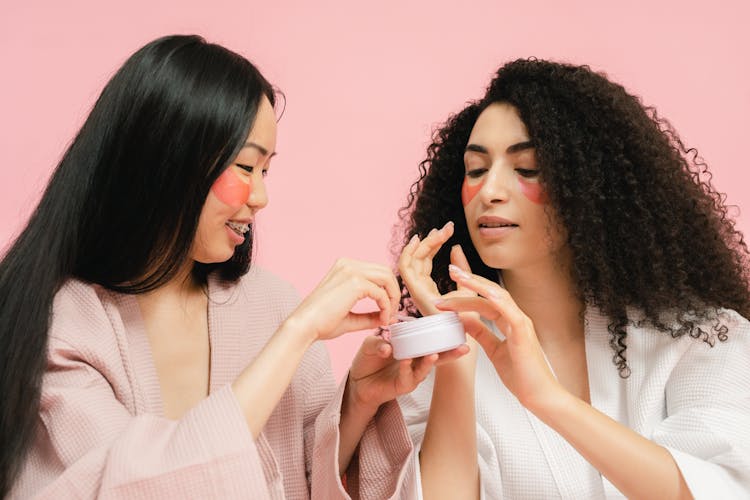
[448,264,470,279]
[443,221,454,229]
[432,298,445,305]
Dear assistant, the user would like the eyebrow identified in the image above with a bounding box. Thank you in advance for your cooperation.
[465,140,535,155]
[243,141,277,158]
[506,141,535,154]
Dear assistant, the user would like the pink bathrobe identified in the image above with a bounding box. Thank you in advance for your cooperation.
[11,267,416,499]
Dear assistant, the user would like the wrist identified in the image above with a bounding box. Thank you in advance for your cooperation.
[277,315,317,349]
[343,374,381,420]
[436,353,476,379]
[526,381,576,421]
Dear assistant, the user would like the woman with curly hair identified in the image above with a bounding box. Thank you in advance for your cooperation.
[395,59,750,499]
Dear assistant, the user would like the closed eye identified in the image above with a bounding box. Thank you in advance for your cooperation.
[236,163,254,173]
[516,168,539,178]
[466,168,487,179]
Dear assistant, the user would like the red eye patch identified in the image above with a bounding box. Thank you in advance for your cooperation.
[211,168,252,208]
[518,178,548,204]
[461,179,485,205]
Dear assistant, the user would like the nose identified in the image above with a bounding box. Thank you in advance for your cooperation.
[247,173,268,211]
[478,162,511,204]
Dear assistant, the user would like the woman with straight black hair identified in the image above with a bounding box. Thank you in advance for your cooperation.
[1,35,438,499]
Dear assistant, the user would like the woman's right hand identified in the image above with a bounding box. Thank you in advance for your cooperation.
[284,258,401,342]
[397,221,456,316]
[403,226,482,500]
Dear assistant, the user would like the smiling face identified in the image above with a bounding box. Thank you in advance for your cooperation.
[191,95,277,264]
[462,102,564,271]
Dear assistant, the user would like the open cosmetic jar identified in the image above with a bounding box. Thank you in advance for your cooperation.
[388,312,466,360]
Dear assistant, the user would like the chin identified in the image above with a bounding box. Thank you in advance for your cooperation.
[474,253,503,270]
[193,247,236,264]
[474,248,515,271]
[469,234,511,269]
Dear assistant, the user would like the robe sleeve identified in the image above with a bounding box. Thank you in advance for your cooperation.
[25,336,273,500]
[302,341,417,499]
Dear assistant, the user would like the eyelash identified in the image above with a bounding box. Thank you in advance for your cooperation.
[466,168,487,179]
[516,168,539,178]
[465,168,539,179]
[236,163,269,177]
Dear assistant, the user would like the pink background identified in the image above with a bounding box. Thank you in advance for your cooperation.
[2,1,748,381]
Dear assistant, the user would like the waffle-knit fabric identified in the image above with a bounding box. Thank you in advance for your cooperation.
[12,266,416,499]
[399,306,750,499]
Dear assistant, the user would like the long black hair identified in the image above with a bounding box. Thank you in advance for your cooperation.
[0,34,276,494]
[397,59,750,376]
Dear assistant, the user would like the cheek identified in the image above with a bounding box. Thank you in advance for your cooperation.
[518,178,548,205]
[461,179,485,206]
[211,168,252,208]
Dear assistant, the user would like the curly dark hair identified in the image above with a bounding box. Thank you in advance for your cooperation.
[395,58,750,377]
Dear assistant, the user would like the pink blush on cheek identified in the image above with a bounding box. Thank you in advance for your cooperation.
[461,179,485,206]
[518,178,548,204]
[211,168,252,208]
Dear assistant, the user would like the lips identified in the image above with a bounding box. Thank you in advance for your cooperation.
[475,215,518,240]
[477,215,518,229]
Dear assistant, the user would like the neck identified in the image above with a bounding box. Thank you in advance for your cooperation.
[501,256,584,347]
[136,261,205,312]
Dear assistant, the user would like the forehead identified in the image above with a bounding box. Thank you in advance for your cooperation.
[468,102,530,149]
[245,95,277,153]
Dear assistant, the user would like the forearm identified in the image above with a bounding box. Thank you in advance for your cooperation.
[338,377,379,476]
[537,391,692,500]
[232,317,314,437]
[420,358,479,500]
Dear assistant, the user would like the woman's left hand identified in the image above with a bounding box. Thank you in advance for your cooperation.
[434,265,563,413]
[346,335,468,414]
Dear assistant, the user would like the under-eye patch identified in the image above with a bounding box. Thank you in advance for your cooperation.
[211,168,252,207]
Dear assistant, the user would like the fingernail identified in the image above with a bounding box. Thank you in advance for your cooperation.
[444,221,454,229]
[409,234,418,243]
[448,264,470,279]
[432,298,445,305]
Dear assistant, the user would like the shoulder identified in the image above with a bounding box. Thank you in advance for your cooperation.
[208,266,302,340]
[51,277,107,312]
[586,306,750,377]
[650,307,749,352]
[679,308,750,359]
[630,308,750,378]
[48,278,116,346]
[242,266,300,301]
[590,305,750,351]
[46,279,132,388]
[660,310,750,410]
[221,266,300,308]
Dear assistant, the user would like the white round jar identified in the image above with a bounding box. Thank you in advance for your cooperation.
[388,312,466,360]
